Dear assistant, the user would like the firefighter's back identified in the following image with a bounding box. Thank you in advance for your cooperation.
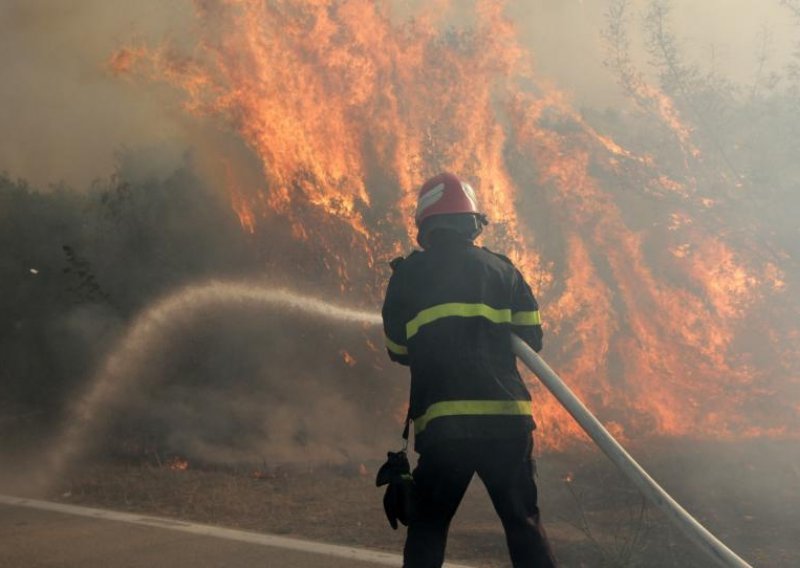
[387,234,540,451]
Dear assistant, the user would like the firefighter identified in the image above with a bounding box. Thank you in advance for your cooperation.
[382,172,557,568]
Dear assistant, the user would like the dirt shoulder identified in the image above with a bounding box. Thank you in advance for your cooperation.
[3,439,797,567]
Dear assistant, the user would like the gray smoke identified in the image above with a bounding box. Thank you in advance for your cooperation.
[41,282,393,482]
[0,1,192,188]
[1,6,798,564]
[509,0,796,106]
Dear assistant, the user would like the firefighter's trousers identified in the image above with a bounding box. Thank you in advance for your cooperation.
[403,436,556,568]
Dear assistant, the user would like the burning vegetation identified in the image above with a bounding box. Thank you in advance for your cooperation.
[1,2,799,565]
[0,0,798,470]
[101,0,799,450]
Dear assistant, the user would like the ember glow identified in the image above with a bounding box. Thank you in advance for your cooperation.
[110,0,798,449]
[168,456,190,471]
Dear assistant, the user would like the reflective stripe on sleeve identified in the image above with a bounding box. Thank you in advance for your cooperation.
[385,335,408,355]
[405,303,512,339]
[511,310,541,326]
[413,400,531,435]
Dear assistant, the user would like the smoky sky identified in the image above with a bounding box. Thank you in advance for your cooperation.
[512,0,796,105]
[0,1,193,189]
[0,0,795,189]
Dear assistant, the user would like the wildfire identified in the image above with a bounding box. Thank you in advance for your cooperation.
[111,1,798,450]
[225,161,256,234]
[168,456,190,471]
[341,350,357,367]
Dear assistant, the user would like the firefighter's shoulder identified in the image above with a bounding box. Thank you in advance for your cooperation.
[481,246,515,266]
[389,250,420,271]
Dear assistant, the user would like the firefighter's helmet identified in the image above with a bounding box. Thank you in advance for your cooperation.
[415,172,487,248]
[415,172,480,226]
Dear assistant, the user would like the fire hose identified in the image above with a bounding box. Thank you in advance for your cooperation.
[511,335,751,568]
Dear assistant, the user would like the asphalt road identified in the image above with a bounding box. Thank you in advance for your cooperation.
[0,496,473,568]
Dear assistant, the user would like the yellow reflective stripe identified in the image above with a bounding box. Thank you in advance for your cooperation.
[406,303,511,339]
[413,400,531,435]
[385,335,408,355]
[511,310,541,326]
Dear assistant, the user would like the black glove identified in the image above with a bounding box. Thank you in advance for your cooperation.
[375,450,415,529]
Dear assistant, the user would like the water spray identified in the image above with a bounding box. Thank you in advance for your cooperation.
[43,281,382,482]
[45,281,751,566]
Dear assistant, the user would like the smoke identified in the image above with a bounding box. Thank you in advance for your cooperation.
[2,1,795,188]
[510,0,796,106]
[0,0,192,188]
[2,0,798,448]
[0,148,411,485]
[1,5,798,566]
[38,283,394,484]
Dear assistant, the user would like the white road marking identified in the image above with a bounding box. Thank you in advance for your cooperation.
[0,494,474,567]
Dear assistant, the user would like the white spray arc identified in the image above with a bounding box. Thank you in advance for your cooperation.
[45,279,750,567]
[44,281,382,481]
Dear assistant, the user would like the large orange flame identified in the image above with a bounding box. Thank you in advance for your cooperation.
[110,0,798,449]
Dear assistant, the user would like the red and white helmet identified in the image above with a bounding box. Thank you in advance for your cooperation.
[415,172,481,228]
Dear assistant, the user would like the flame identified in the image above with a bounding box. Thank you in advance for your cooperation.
[168,456,190,471]
[341,350,357,367]
[224,161,256,234]
[111,1,798,450]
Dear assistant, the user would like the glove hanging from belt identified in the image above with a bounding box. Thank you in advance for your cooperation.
[375,449,415,529]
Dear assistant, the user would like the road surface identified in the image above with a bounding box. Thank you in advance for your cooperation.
[0,495,473,568]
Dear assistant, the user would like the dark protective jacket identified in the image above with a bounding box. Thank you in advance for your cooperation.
[382,233,543,452]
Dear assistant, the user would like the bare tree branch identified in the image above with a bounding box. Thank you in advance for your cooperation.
[643,0,741,179]
[781,0,800,90]
[602,0,642,98]
[781,0,800,19]
[750,25,780,101]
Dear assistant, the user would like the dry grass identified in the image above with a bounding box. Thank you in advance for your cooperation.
[2,438,795,567]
